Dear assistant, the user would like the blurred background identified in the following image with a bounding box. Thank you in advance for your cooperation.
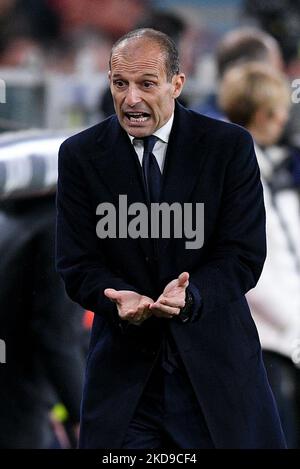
[1,0,300,449]
[0,0,280,131]
[1,0,300,132]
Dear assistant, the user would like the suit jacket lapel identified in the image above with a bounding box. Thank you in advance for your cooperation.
[159,102,207,254]
[90,117,146,205]
[88,117,153,258]
[161,102,207,204]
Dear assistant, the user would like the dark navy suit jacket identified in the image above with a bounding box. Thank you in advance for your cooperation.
[56,102,286,448]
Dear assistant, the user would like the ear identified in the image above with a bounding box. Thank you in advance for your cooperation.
[172,73,186,98]
[108,70,112,85]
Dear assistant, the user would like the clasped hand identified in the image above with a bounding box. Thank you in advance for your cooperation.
[104,272,189,325]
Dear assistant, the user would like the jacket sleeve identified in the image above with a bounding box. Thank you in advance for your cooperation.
[56,140,139,327]
[189,130,267,315]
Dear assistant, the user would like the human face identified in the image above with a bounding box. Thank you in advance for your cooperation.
[108,39,185,138]
[250,103,289,147]
[261,106,289,146]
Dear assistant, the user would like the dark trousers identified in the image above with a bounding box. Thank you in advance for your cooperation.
[121,357,214,449]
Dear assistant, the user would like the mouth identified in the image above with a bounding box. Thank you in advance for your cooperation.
[123,111,151,123]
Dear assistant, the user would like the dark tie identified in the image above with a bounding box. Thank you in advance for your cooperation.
[139,137,179,373]
[141,137,180,374]
[141,135,161,204]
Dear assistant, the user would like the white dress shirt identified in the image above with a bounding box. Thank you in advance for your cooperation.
[127,113,174,173]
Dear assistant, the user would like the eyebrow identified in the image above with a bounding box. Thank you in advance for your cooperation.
[142,74,159,79]
[112,73,159,79]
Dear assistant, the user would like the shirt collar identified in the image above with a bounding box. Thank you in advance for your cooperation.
[127,113,174,144]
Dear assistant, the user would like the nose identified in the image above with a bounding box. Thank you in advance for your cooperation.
[124,85,141,107]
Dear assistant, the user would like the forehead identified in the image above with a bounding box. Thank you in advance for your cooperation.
[111,38,167,77]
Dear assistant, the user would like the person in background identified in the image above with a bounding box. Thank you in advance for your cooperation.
[0,194,86,448]
[192,26,300,196]
[242,0,300,74]
[192,26,283,120]
[219,62,300,448]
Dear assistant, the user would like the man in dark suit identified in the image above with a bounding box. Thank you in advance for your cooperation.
[56,28,286,448]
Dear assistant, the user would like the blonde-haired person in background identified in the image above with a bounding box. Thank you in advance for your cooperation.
[219,62,290,144]
[219,62,300,448]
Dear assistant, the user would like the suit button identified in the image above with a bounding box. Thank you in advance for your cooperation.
[145,257,149,263]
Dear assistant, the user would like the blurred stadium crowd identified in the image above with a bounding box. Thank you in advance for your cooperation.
[1,0,300,449]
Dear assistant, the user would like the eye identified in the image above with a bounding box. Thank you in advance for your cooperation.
[143,81,155,89]
[113,80,127,89]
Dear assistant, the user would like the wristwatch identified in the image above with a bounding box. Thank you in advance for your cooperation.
[178,288,194,323]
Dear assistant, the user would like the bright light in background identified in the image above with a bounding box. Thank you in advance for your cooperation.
[0,339,6,364]
[0,79,6,103]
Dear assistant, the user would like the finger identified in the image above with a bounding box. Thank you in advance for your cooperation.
[104,288,120,302]
[140,301,152,312]
[150,302,180,316]
[124,307,149,319]
[129,310,151,324]
[134,303,150,317]
[178,272,189,286]
[160,297,185,308]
